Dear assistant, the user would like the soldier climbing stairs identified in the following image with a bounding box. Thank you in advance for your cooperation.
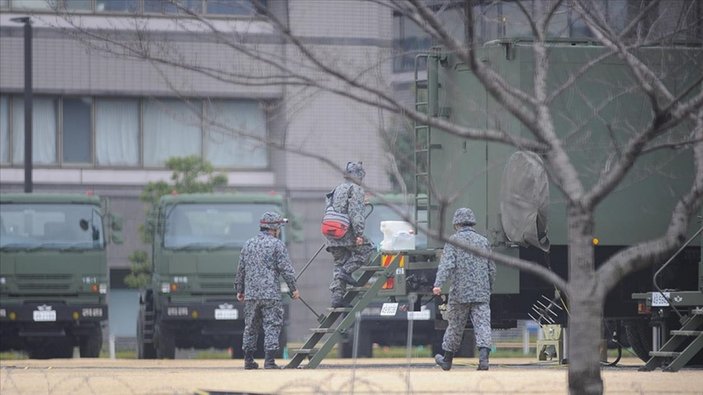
[285,253,403,369]
[639,307,703,372]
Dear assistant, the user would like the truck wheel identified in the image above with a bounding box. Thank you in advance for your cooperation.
[27,343,50,359]
[79,327,103,358]
[50,338,75,358]
[229,336,242,359]
[431,330,444,356]
[456,330,476,357]
[137,312,156,359]
[339,325,372,358]
[625,319,651,362]
[156,327,176,359]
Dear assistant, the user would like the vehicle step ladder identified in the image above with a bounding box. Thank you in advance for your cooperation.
[640,308,703,372]
[143,310,155,343]
[414,53,431,235]
[285,254,402,369]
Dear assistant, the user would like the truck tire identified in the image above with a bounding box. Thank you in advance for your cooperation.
[79,327,103,358]
[229,336,242,359]
[432,330,475,357]
[625,319,652,362]
[339,325,373,358]
[156,327,176,359]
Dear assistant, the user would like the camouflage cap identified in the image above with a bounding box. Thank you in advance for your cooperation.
[452,207,476,226]
[260,211,288,230]
[344,161,366,181]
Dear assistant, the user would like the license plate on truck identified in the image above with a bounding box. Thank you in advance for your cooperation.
[214,309,238,320]
[33,310,57,322]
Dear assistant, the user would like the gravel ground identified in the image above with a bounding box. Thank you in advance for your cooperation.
[1,357,701,394]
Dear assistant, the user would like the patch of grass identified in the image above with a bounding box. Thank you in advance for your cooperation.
[372,345,433,358]
[0,351,27,360]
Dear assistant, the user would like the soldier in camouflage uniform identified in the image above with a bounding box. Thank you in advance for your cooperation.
[235,212,300,370]
[325,162,374,308]
[433,207,496,371]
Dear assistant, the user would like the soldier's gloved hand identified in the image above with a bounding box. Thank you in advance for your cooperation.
[291,290,300,300]
[432,287,442,296]
[237,292,245,302]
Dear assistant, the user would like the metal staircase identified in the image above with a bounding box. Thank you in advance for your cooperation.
[285,254,402,369]
[640,308,703,372]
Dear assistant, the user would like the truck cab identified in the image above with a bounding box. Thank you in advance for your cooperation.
[137,192,288,359]
[0,193,121,358]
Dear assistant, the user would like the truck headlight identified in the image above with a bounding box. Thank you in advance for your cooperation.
[0,277,6,285]
[161,282,171,293]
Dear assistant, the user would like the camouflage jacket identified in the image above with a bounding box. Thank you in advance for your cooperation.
[434,226,496,303]
[324,181,369,247]
[235,231,297,300]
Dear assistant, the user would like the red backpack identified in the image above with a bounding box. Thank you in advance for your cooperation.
[321,187,352,239]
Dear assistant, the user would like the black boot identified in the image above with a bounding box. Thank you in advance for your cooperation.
[264,350,280,369]
[244,350,258,370]
[330,294,349,308]
[477,347,490,371]
[336,271,359,286]
[434,350,454,371]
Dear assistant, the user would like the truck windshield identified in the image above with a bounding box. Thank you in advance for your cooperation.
[0,203,105,250]
[163,203,282,249]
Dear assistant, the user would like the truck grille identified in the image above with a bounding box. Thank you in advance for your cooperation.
[17,283,71,291]
[16,274,72,281]
[16,274,73,291]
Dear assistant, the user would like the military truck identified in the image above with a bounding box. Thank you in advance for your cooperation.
[0,193,122,358]
[136,192,289,359]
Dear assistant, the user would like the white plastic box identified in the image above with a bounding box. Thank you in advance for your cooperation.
[379,221,415,251]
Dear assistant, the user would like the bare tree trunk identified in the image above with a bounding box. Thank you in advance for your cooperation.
[568,293,604,394]
[567,209,604,395]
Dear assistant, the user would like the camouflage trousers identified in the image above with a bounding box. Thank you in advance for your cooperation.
[328,244,374,303]
[242,299,284,352]
[442,302,492,351]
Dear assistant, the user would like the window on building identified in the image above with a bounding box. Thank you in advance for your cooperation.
[11,0,56,10]
[0,0,9,9]
[1,95,268,169]
[204,100,267,168]
[62,97,93,164]
[96,98,139,166]
[63,0,92,11]
[144,0,202,14]
[96,0,139,13]
[393,13,433,73]
[206,0,261,15]
[0,96,8,163]
[143,99,202,167]
[12,96,57,165]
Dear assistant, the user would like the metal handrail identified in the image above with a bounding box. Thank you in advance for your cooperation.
[653,222,703,320]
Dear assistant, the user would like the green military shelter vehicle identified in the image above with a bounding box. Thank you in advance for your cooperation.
[408,40,702,365]
[137,192,289,359]
[0,193,122,358]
